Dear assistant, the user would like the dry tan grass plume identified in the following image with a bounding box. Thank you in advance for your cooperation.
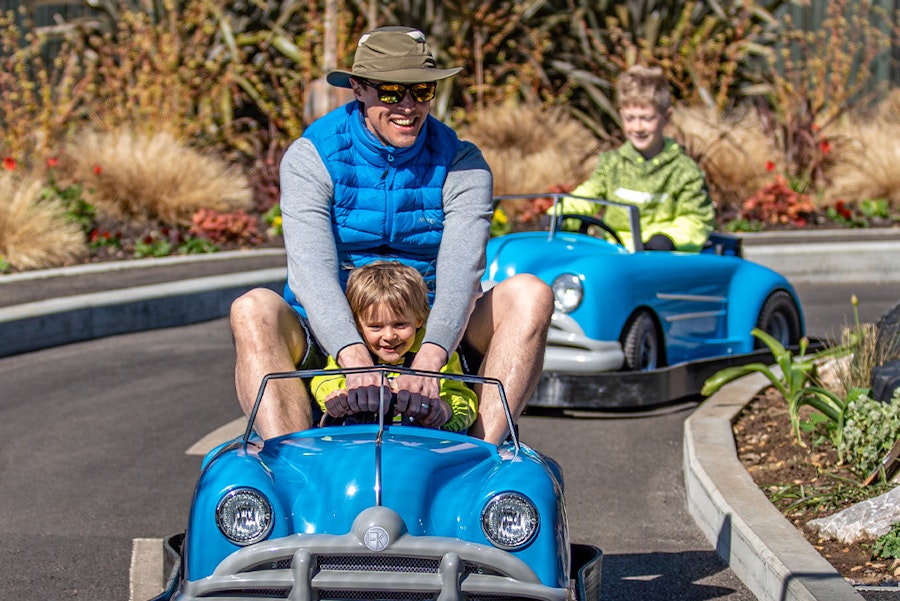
[0,174,88,270]
[459,102,604,197]
[62,128,252,225]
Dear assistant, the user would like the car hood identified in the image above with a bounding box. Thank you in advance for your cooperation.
[485,232,626,284]
[261,425,497,531]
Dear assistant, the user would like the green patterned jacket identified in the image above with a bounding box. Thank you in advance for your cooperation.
[561,138,715,252]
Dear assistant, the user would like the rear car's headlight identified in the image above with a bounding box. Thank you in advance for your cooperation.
[481,492,539,549]
[551,273,583,313]
[216,488,273,546]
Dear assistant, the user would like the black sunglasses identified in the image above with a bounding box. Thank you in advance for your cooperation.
[356,79,437,104]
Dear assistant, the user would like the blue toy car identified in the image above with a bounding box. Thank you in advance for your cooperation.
[486,194,805,409]
[153,366,602,600]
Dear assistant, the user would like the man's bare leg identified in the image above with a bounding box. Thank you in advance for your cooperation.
[465,274,553,445]
[230,288,313,439]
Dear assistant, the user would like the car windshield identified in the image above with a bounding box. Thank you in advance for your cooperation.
[242,366,520,451]
[494,193,643,250]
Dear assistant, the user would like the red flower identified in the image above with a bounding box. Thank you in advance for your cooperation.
[819,139,831,155]
[46,157,59,168]
[765,161,776,172]
[3,157,16,171]
[93,164,102,175]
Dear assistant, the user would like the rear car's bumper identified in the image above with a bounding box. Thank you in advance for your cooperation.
[544,313,624,373]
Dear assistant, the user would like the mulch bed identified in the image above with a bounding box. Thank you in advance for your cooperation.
[733,387,900,586]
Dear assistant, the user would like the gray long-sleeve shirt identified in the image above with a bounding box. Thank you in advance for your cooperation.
[279,134,493,360]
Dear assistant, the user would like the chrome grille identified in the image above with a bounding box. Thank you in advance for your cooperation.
[318,592,432,600]
[317,555,439,573]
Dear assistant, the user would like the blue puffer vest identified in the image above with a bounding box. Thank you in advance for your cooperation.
[284,102,460,314]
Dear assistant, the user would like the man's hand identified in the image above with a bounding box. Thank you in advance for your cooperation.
[323,390,350,417]
[394,343,447,423]
[336,343,392,414]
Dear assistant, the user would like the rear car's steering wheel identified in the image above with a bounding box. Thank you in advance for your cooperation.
[558,213,626,247]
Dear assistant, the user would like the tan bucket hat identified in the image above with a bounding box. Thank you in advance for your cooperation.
[326,26,462,88]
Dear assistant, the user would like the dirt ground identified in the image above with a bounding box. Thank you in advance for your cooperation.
[732,387,900,586]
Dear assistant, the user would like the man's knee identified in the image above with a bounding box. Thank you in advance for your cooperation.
[231,288,281,327]
[502,274,554,318]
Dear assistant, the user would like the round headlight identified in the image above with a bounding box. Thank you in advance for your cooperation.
[481,492,539,549]
[551,274,583,314]
[216,488,273,546]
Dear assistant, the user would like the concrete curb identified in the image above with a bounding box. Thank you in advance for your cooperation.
[0,267,285,358]
[744,241,900,285]
[684,372,867,601]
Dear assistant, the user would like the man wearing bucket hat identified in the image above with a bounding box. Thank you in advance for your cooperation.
[230,26,553,445]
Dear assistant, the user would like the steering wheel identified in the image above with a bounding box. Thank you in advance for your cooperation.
[558,213,625,247]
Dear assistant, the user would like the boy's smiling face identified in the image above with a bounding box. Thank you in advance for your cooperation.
[620,103,672,160]
[358,302,421,364]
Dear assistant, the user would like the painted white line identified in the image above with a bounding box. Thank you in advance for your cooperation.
[186,417,248,456]
[130,538,163,601]
[130,418,248,597]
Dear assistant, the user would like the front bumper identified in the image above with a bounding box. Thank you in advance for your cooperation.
[173,506,570,601]
[543,313,624,373]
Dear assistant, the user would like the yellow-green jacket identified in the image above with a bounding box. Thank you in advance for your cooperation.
[560,138,714,252]
[309,329,478,432]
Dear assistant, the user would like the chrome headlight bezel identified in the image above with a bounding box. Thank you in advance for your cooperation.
[551,273,584,314]
[481,492,539,550]
[215,487,273,546]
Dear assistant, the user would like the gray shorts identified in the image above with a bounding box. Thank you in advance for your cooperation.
[296,313,327,370]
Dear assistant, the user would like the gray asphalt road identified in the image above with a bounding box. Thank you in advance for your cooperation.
[0,282,897,601]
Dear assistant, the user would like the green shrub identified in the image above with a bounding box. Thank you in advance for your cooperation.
[873,522,900,560]
[840,388,900,479]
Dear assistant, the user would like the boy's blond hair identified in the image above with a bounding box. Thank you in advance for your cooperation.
[616,65,671,112]
[346,260,430,326]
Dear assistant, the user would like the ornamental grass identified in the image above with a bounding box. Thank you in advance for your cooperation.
[60,128,252,226]
[0,173,87,270]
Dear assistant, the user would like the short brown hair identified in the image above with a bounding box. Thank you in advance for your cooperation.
[616,65,670,112]
[346,261,430,326]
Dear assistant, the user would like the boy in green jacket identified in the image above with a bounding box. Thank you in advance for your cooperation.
[310,261,477,432]
[561,65,715,252]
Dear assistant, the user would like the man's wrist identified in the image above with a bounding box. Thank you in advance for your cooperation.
[413,342,448,371]
[336,343,373,368]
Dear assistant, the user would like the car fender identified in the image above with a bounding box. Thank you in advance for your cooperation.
[725,262,805,352]
[184,445,288,581]
[428,445,570,588]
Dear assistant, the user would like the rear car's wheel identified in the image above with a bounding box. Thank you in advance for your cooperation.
[755,290,802,347]
[621,312,662,371]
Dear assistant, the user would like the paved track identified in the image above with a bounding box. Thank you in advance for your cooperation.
[1,276,897,600]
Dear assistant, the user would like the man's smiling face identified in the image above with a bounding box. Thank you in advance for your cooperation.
[351,78,430,148]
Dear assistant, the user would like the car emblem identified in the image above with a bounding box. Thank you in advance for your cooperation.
[364,526,390,551]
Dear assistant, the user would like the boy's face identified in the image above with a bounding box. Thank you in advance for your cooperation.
[358,302,421,364]
[620,103,671,159]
